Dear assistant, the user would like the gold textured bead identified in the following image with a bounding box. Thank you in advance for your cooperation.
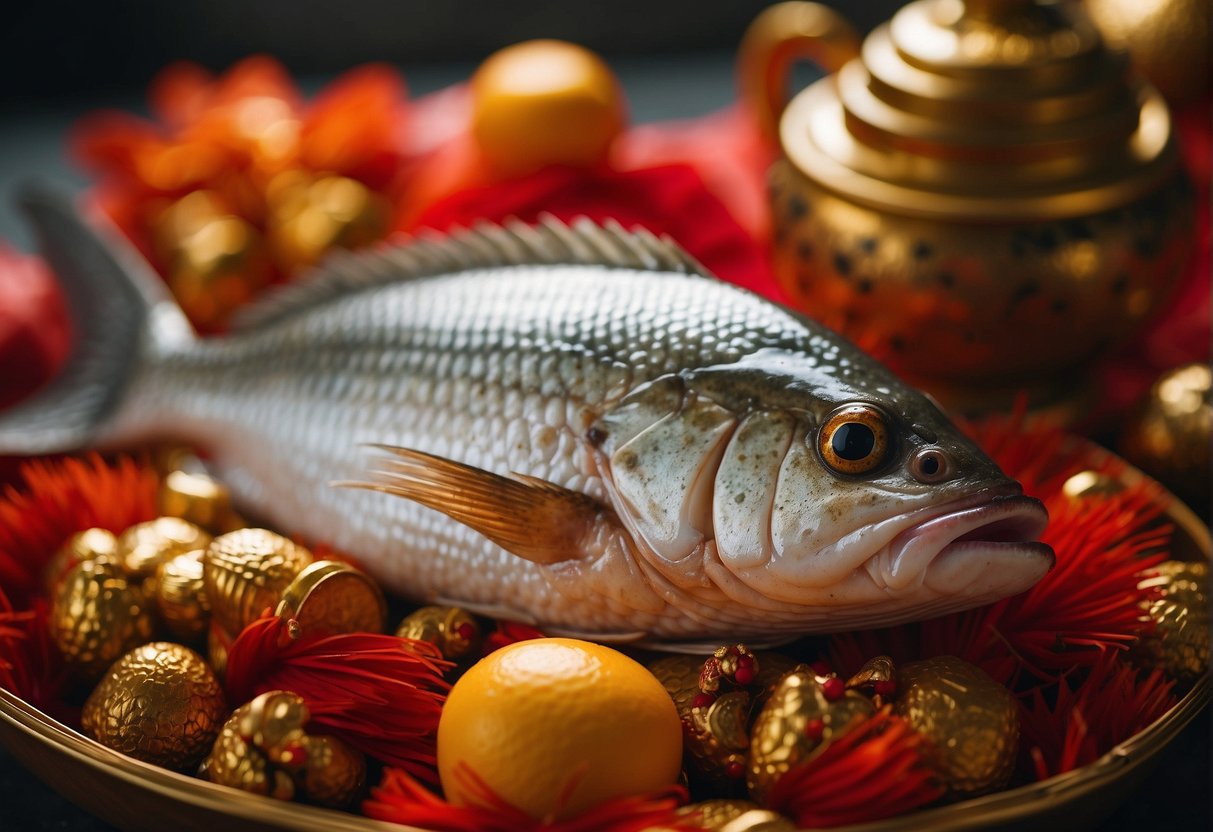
[155,549,211,641]
[747,668,875,803]
[299,734,367,808]
[203,529,313,636]
[159,469,240,534]
[276,560,386,637]
[894,656,1018,797]
[396,605,480,659]
[82,642,227,771]
[43,528,119,595]
[1136,561,1209,680]
[52,559,155,680]
[116,517,212,581]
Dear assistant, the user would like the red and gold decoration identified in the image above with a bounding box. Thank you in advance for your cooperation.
[1134,561,1209,680]
[396,606,481,661]
[158,469,241,534]
[82,641,226,771]
[51,558,155,681]
[154,549,211,641]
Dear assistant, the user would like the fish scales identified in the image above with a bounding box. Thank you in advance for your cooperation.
[0,197,1053,642]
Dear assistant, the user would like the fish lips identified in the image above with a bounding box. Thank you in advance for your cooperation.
[872,491,1053,596]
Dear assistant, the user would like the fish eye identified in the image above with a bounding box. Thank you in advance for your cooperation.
[817,404,892,476]
[911,447,953,483]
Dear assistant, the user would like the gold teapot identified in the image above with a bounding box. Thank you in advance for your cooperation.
[739,0,1194,415]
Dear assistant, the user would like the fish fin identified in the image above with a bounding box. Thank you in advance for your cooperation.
[231,215,710,331]
[0,187,194,454]
[335,444,611,565]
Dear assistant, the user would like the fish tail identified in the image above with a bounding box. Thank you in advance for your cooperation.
[0,186,195,454]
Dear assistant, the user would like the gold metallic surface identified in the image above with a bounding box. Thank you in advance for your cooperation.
[298,733,366,808]
[52,560,155,680]
[159,470,239,534]
[1119,363,1212,514]
[155,549,211,641]
[266,173,388,274]
[81,642,226,772]
[680,800,797,832]
[207,622,232,679]
[719,810,799,832]
[1135,561,1210,680]
[43,528,119,595]
[747,669,875,803]
[117,517,212,581]
[203,529,313,636]
[1084,0,1211,105]
[275,560,386,637]
[895,656,1018,797]
[395,605,481,660]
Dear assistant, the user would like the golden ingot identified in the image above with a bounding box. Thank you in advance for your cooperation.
[1135,561,1209,680]
[895,656,1018,797]
[52,560,155,680]
[116,517,212,582]
[266,172,388,274]
[1119,363,1212,514]
[747,668,874,803]
[81,642,226,771]
[204,690,365,808]
[743,0,1192,415]
[679,800,797,832]
[159,469,241,534]
[203,528,313,636]
[155,549,211,641]
[1084,0,1211,105]
[276,560,387,637]
[395,605,481,660]
[43,528,119,594]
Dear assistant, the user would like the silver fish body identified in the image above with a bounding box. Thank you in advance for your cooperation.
[0,193,1053,641]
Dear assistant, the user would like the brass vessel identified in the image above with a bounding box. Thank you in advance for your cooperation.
[740,0,1194,414]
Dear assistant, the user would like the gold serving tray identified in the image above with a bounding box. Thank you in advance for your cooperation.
[2,463,1208,832]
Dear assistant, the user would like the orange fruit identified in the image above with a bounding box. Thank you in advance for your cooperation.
[437,637,682,820]
[470,40,627,176]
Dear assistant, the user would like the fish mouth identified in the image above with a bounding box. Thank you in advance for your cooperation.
[872,491,1053,595]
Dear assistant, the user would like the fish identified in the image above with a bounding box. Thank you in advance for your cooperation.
[0,188,1052,644]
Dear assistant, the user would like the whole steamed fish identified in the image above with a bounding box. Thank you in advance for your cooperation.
[0,191,1052,644]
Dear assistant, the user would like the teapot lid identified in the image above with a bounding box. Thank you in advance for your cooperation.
[782,0,1180,221]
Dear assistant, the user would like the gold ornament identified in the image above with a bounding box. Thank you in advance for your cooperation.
[116,517,212,582]
[207,621,233,679]
[159,469,242,534]
[43,528,119,594]
[1084,0,1211,105]
[203,690,365,808]
[203,528,313,636]
[276,560,387,637]
[1119,363,1212,513]
[52,559,155,679]
[894,656,1018,797]
[395,605,481,660]
[650,651,798,791]
[81,642,227,771]
[155,549,211,641]
[266,172,388,274]
[1135,561,1209,680]
[680,800,796,832]
[747,667,875,803]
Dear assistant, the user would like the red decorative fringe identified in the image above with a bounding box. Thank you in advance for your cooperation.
[363,765,697,832]
[1019,651,1177,781]
[765,710,943,827]
[224,615,452,778]
[482,620,546,656]
[0,588,64,712]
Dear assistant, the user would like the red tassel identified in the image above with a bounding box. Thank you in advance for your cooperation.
[363,765,696,832]
[482,620,546,656]
[0,588,66,713]
[765,709,943,827]
[225,615,451,778]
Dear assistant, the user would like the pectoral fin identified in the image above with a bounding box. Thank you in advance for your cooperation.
[335,445,609,565]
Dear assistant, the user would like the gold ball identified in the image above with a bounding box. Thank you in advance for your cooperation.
[395,605,480,660]
[117,517,212,581]
[747,669,875,803]
[895,656,1018,797]
[203,529,313,636]
[155,549,211,641]
[1084,0,1211,104]
[82,642,227,771]
[159,470,238,534]
[299,734,366,808]
[1119,363,1212,513]
[266,173,388,274]
[52,560,155,680]
[1135,561,1209,680]
[43,528,119,595]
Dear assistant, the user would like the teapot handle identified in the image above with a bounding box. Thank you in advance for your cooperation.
[737,2,862,142]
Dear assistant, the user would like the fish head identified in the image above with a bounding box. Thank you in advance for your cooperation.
[590,348,1052,630]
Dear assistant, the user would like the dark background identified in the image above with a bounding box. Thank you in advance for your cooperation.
[0,0,1210,829]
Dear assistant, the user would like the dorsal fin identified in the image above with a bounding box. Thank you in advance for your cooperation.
[231,215,710,331]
